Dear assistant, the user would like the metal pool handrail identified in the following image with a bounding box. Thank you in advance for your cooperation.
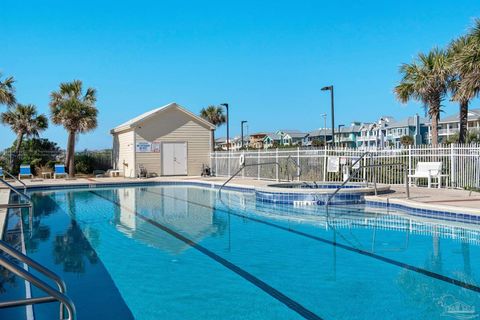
[285,155,302,181]
[0,240,68,294]
[0,253,76,320]
[218,161,281,200]
[325,150,372,206]
[325,162,410,207]
[0,177,31,203]
[0,177,33,221]
[3,169,27,194]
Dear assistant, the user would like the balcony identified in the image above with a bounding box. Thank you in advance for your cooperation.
[338,136,355,142]
[357,136,377,141]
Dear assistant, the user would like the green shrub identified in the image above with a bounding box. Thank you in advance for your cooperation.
[75,154,95,174]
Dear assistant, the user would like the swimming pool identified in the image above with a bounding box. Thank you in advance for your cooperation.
[2,183,480,319]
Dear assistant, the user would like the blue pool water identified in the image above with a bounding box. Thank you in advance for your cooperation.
[2,184,480,319]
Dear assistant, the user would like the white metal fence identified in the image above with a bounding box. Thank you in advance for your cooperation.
[211,144,480,189]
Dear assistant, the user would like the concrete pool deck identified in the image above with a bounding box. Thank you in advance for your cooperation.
[1,176,480,216]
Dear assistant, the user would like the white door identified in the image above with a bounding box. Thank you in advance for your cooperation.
[162,142,187,175]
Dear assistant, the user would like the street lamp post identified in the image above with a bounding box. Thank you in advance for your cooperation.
[321,86,335,146]
[241,120,248,149]
[220,103,229,151]
[320,113,327,146]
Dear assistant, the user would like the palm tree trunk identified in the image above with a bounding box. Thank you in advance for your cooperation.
[12,132,24,170]
[430,99,441,146]
[67,131,76,178]
[431,114,439,146]
[458,99,469,144]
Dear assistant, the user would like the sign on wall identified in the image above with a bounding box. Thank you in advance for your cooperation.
[152,142,161,153]
[327,156,340,173]
[136,142,152,153]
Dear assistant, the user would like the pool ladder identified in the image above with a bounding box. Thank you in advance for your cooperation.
[0,176,76,320]
[325,152,410,207]
[0,173,32,216]
[218,155,302,199]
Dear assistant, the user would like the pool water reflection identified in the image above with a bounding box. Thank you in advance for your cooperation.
[1,184,479,319]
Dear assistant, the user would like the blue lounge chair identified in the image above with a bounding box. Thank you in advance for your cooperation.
[0,167,4,179]
[54,164,67,179]
[18,165,33,180]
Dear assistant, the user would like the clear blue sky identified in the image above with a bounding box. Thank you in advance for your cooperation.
[1,1,479,150]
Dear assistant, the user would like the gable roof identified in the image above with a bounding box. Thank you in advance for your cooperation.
[386,116,427,129]
[437,108,480,124]
[264,132,282,141]
[111,102,215,134]
[276,129,307,138]
[308,128,333,137]
[339,125,362,133]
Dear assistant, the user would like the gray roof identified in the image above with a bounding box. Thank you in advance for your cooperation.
[437,108,480,124]
[338,125,362,133]
[277,129,302,134]
[308,129,333,137]
[276,129,308,138]
[287,132,308,138]
[264,132,282,140]
[386,116,427,129]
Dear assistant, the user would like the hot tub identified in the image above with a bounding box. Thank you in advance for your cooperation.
[255,182,390,206]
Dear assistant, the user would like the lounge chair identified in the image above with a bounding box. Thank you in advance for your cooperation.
[54,164,68,179]
[93,170,106,178]
[18,165,33,180]
[0,167,4,179]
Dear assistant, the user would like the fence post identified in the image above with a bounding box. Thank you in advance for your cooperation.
[276,148,279,182]
[297,147,300,181]
[257,149,260,180]
[362,153,367,183]
[450,144,455,188]
[323,147,327,182]
[242,151,245,179]
[408,145,412,186]
[214,151,218,176]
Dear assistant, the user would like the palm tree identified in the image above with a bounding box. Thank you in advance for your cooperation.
[451,20,480,143]
[1,104,48,168]
[0,73,16,107]
[394,48,450,145]
[49,80,98,177]
[448,35,473,144]
[200,105,226,151]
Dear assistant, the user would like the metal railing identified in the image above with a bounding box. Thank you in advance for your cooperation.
[0,177,33,217]
[0,177,31,203]
[285,155,301,181]
[0,240,75,319]
[218,161,280,200]
[2,170,27,194]
[325,160,410,207]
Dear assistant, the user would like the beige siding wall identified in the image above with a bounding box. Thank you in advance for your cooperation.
[134,108,211,176]
[113,130,136,177]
